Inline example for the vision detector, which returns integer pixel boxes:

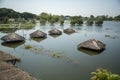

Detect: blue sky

[0,0,120,16]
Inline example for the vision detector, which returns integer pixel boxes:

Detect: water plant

[91,68,120,80]
[51,53,62,58]
[24,44,32,49]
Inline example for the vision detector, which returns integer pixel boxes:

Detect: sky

[0,0,120,16]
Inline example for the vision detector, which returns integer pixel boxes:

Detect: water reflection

[1,42,25,50]
[30,38,46,42]
[94,26,103,32]
[0,28,18,33]
[77,48,102,56]
[49,34,61,38]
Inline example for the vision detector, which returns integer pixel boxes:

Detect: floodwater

[0,21,120,80]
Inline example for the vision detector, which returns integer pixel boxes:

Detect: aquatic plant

[24,44,32,49]
[91,68,120,80]
[105,34,110,37]
[51,53,62,58]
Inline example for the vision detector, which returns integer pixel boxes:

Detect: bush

[95,19,103,26]
[91,68,120,80]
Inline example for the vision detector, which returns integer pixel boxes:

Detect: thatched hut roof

[49,29,62,35]
[0,61,37,80]
[63,28,75,34]
[1,33,25,43]
[30,30,47,38]
[0,51,20,62]
[78,39,105,51]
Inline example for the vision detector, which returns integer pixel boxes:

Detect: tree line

[0,8,120,26]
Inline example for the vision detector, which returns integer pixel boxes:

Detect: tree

[60,19,64,25]
[114,15,120,21]
[87,18,94,25]
[70,16,83,26]
[95,16,104,26]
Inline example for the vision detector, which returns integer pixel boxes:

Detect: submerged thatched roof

[49,29,62,35]
[63,28,75,34]
[0,51,20,62]
[1,33,25,43]
[30,30,47,38]
[0,61,37,80]
[78,39,105,51]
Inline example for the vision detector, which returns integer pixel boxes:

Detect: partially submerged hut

[49,29,62,35]
[1,33,25,43]
[0,61,37,80]
[0,51,20,64]
[30,30,47,38]
[78,39,105,51]
[63,28,75,34]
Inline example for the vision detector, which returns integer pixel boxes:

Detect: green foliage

[24,45,32,49]
[40,19,47,25]
[39,13,60,25]
[70,16,83,26]
[95,18,103,26]
[70,19,76,26]
[114,15,120,21]
[2,17,9,24]
[51,53,62,58]
[91,68,120,80]
[87,18,94,25]
[60,19,64,25]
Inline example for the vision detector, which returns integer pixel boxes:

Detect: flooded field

[0,21,120,80]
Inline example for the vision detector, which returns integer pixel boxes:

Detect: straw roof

[49,29,62,35]
[0,51,20,62]
[30,30,47,38]
[0,61,37,80]
[78,39,105,51]
[1,33,25,43]
[63,28,75,34]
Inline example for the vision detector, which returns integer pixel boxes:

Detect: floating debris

[105,34,120,39]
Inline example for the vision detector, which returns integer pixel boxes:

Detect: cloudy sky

[0,0,120,16]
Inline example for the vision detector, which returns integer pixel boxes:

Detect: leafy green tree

[2,16,9,24]
[70,19,76,26]
[95,16,104,26]
[114,15,120,21]
[87,18,94,25]
[40,19,47,25]
[60,19,64,25]
[70,16,83,26]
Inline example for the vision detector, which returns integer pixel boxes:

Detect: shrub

[91,68,120,80]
